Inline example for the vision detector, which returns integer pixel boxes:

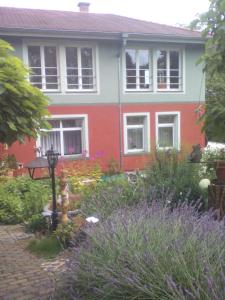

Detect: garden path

[0,225,57,300]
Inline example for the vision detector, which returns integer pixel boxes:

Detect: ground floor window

[123,113,150,154]
[156,112,180,149]
[38,115,89,157]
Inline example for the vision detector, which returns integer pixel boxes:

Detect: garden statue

[60,171,69,224]
[189,144,202,163]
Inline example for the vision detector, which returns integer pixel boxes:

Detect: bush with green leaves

[53,222,75,248]
[0,176,51,224]
[74,202,225,300]
[81,175,146,220]
[26,214,49,234]
[145,149,204,206]
[200,146,225,179]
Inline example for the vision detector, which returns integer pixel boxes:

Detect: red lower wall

[5,102,204,172]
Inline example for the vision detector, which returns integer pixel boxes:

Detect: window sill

[58,155,89,161]
[123,151,150,157]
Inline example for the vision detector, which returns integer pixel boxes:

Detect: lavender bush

[74,203,225,300]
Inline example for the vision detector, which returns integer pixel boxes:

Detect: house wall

[1,35,205,171]
[7,103,204,171]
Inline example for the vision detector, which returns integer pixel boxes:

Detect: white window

[125,49,151,90]
[124,113,150,154]
[38,116,89,157]
[65,47,95,91]
[27,46,59,91]
[156,112,180,149]
[156,50,181,91]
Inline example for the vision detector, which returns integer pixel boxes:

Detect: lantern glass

[46,146,59,168]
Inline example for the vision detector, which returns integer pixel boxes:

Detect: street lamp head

[46,145,60,168]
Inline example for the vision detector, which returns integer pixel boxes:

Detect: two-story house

[0,3,205,171]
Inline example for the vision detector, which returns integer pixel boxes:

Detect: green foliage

[145,150,204,206]
[27,236,62,259]
[53,222,75,248]
[81,176,146,220]
[200,73,225,141]
[0,176,51,224]
[200,146,225,179]
[106,157,121,175]
[0,187,23,224]
[26,214,49,234]
[0,39,50,145]
[191,1,225,141]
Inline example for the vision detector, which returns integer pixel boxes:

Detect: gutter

[0,27,206,44]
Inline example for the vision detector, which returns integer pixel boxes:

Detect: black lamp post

[46,145,60,231]
[25,146,60,231]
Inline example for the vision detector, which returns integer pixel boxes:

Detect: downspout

[117,33,128,171]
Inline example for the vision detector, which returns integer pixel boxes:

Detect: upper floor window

[39,116,89,157]
[28,46,59,91]
[66,47,95,91]
[157,50,181,91]
[125,49,151,90]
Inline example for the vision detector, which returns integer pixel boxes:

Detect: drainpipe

[117,33,128,171]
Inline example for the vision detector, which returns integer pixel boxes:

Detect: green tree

[0,39,50,145]
[191,0,225,142]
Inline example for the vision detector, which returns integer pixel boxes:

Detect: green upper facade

[0,6,205,106]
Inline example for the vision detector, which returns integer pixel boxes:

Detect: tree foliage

[191,0,225,141]
[0,39,50,145]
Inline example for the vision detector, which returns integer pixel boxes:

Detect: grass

[27,236,62,259]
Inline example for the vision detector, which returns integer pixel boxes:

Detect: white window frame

[26,44,60,92]
[123,112,150,154]
[64,46,97,92]
[37,114,89,158]
[23,40,99,94]
[124,48,152,92]
[156,49,182,92]
[155,112,180,150]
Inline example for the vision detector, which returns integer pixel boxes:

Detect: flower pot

[216,160,225,183]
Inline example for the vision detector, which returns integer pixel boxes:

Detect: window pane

[126,49,136,69]
[41,131,61,155]
[139,50,149,69]
[170,51,179,69]
[62,119,83,128]
[28,46,41,67]
[48,120,60,128]
[158,115,175,124]
[66,47,78,68]
[157,50,167,69]
[44,46,57,68]
[139,50,150,88]
[127,116,145,125]
[81,48,93,68]
[128,128,143,150]
[158,127,173,147]
[63,131,82,155]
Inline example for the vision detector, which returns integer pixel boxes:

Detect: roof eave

[0,27,206,44]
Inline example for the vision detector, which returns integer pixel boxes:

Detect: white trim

[36,114,89,158]
[155,111,180,150]
[123,46,185,94]
[123,112,150,154]
[23,39,99,95]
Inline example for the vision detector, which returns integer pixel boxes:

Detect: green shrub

[81,176,146,220]
[27,236,62,259]
[200,146,225,179]
[0,187,23,224]
[53,222,75,248]
[0,176,51,224]
[145,149,204,206]
[26,214,49,233]
[74,203,225,300]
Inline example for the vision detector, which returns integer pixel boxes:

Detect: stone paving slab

[0,225,56,300]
